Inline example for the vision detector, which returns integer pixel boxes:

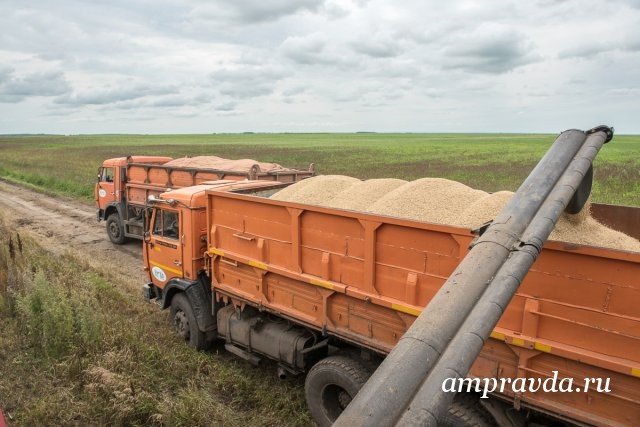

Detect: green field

[0,133,638,206]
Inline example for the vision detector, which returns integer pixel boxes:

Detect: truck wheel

[170,293,209,350]
[305,355,371,427]
[439,394,494,427]
[106,213,126,244]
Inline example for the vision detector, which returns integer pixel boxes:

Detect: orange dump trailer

[142,182,639,427]
[95,155,314,244]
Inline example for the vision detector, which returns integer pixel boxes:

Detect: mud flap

[184,279,217,335]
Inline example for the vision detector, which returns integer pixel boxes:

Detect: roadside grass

[0,133,638,206]
[0,220,311,426]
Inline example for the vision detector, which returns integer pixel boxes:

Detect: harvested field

[0,133,638,207]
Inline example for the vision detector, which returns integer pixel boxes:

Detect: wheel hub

[108,222,120,237]
[174,310,189,339]
[337,389,352,409]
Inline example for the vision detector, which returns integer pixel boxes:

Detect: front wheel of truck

[169,293,209,350]
[106,213,126,244]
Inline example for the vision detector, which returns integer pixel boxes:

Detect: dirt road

[0,179,147,292]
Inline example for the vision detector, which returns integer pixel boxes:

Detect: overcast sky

[1,0,639,134]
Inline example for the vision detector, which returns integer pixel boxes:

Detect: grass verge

[0,219,311,426]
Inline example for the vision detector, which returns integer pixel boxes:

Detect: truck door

[148,207,184,288]
[97,166,117,210]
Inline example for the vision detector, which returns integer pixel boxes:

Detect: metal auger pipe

[334,126,612,427]
[397,127,613,426]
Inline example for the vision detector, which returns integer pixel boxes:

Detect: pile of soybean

[165,156,289,173]
[270,175,640,252]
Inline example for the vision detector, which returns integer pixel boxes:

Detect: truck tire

[106,213,126,244]
[439,394,494,427]
[305,355,372,427]
[170,293,209,350]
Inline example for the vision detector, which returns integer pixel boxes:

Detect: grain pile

[270,175,640,252]
[367,178,488,224]
[457,191,515,227]
[456,190,640,252]
[269,176,317,201]
[324,178,407,211]
[165,156,288,172]
[551,214,640,251]
[270,175,360,205]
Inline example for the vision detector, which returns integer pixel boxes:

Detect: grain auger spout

[334,125,614,427]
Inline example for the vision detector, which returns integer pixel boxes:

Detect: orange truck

[95,155,314,243]
[141,179,639,427]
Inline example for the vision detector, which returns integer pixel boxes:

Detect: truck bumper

[142,282,156,302]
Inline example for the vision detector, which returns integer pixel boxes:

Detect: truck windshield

[152,209,179,240]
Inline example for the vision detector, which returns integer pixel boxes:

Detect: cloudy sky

[1,0,639,134]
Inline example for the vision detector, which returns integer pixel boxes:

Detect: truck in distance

[95,155,314,244]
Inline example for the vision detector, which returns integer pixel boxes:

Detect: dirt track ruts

[0,179,147,292]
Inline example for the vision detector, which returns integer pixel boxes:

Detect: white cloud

[0,69,71,102]
[54,83,177,106]
[0,0,639,133]
[189,0,326,24]
[441,25,540,73]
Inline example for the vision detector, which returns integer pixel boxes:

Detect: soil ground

[0,179,145,292]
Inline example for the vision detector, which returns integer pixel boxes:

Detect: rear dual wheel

[304,355,493,427]
[305,355,372,427]
[440,393,494,427]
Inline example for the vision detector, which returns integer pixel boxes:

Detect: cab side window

[153,210,163,235]
[101,167,114,182]
[152,209,179,240]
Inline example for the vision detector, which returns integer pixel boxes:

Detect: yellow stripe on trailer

[490,331,506,341]
[534,342,552,353]
[510,337,526,347]
[309,277,335,290]
[392,303,421,317]
[248,259,268,270]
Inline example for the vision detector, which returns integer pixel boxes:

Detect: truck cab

[142,180,288,315]
[96,156,173,242]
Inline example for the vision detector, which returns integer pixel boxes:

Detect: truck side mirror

[143,231,151,243]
